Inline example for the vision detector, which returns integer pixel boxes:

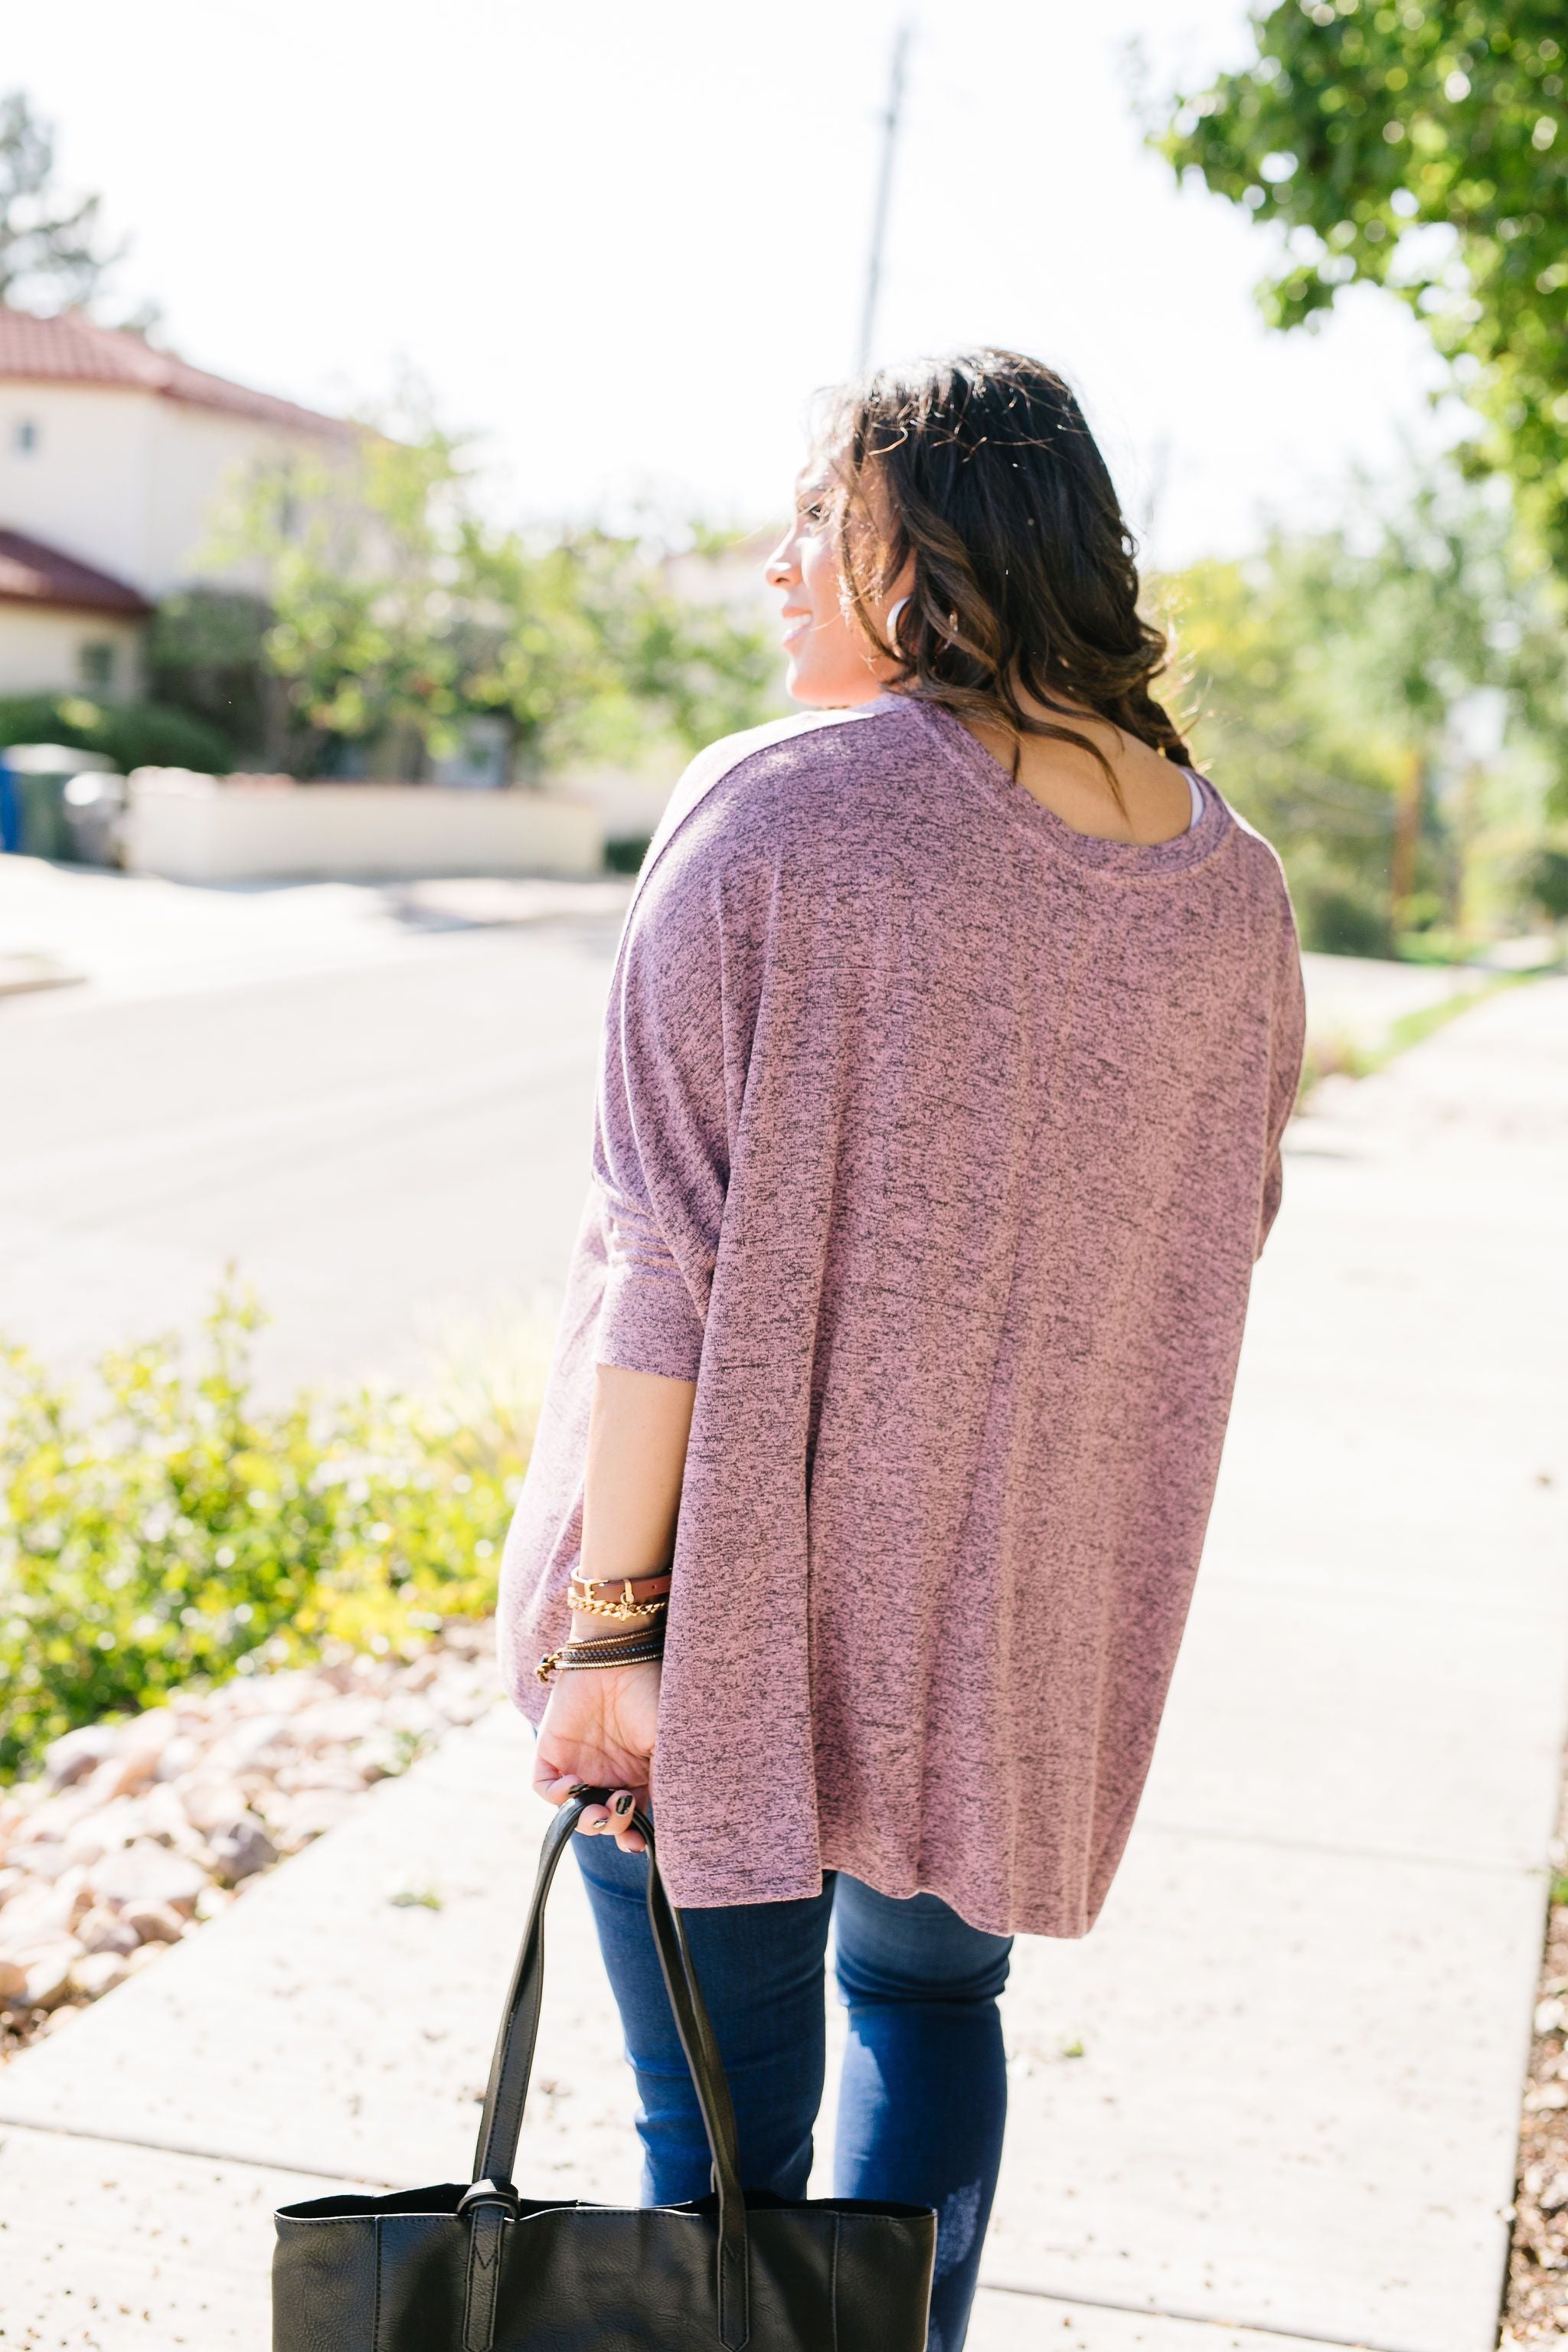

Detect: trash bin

[0,743,118,861]
[61,771,129,867]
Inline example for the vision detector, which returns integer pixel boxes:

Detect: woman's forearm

[530,1364,688,1851]
[574,1364,696,1628]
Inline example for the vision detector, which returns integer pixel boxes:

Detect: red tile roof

[0,528,151,616]
[0,307,353,437]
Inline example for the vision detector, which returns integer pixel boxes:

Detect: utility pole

[857,19,913,375]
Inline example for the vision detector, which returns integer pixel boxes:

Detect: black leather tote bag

[273,1789,936,2350]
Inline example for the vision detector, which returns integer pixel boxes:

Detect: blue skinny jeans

[573,1834,1013,2352]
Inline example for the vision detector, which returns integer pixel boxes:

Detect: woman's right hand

[533,1659,660,1854]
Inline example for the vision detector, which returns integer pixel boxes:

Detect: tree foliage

[222,423,778,780]
[1161,466,1568,950]
[0,87,122,315]
[146,590,273,763]
[1158,5,1568,566]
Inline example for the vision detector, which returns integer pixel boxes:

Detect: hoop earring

[886,595,911,652]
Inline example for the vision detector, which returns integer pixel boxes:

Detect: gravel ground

[1504,1776,1568,2345]
[0,1625,501,2060]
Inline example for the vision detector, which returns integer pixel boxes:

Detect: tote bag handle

[468,1790,750,2349]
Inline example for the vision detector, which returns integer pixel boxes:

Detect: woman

[500,348,1305,2351]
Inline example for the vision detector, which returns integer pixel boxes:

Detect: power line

[856,19,914,376]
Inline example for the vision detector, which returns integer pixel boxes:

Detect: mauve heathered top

[499,696,1305,1936]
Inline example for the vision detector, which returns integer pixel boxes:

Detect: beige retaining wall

[123,770,604,883]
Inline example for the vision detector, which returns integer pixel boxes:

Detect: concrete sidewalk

[3,978,1567,2351]
[0,852,632,1004]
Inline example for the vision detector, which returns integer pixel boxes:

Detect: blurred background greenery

[4,2,1568,962]
[1153,2,1568,956]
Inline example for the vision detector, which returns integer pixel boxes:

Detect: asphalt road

[0,916,622,1398]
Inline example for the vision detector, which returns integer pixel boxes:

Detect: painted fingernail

[612,1792,635,1816]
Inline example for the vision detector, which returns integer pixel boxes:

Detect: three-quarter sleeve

[591,864,737,1381]
[1256,900,1307,1257]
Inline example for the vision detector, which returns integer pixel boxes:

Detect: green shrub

[1294,874,1393,960]
[1530,846,1568,926]
[0,692,234,776]
[0,1285,535,1779]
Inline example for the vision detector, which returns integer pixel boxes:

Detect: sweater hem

[662,1836,1093,1942]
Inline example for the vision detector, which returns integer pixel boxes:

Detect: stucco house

[0,306,350,700]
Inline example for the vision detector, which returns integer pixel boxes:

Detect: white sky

[10,0,1462,569]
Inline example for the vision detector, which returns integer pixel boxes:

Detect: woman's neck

[959,694,1194,847]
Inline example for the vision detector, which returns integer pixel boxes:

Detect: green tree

[562,525,780,758]
[224,423,777,779]
[0,88,122,314]
[1161,465,1568,950]
[146,589,273,763]
[227,424,491,776]
[1156,7,1568,567]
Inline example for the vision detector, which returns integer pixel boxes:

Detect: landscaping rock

[263,1790,356,1844]
[273,1759,370,1795]
[152,1733,205,1784]
[207,1814,276,1885]
[292,1695,386,1748]
[88,1842,207,1916]
[18,1942,79,2011]
[178,1777,253,1836]
[0,1621,501,2059]
[60,1788,199,1867]
[8,1840,68,1883]
[41,1723,119,1790]
[74,1906,139,1957]
[120,1902,187,1946]
[207,1714,296,1772]
[0,1874,89,1955]
[68,1950,129,2000]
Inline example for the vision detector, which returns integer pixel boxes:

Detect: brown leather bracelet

[572,1566,672,1591]
[535,1628,666,1684]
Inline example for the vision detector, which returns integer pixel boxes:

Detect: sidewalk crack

[980,2275,1438,2352]
[0,2111,390,2190]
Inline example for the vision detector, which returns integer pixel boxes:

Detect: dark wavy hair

[815,348,1191,786]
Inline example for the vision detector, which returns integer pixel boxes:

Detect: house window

[78,641,116,691]
[13,419,38,456]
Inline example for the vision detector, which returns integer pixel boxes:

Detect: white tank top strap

[1185,769,1204,832]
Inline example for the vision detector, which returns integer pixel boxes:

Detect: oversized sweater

[499,695,1305,1936]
